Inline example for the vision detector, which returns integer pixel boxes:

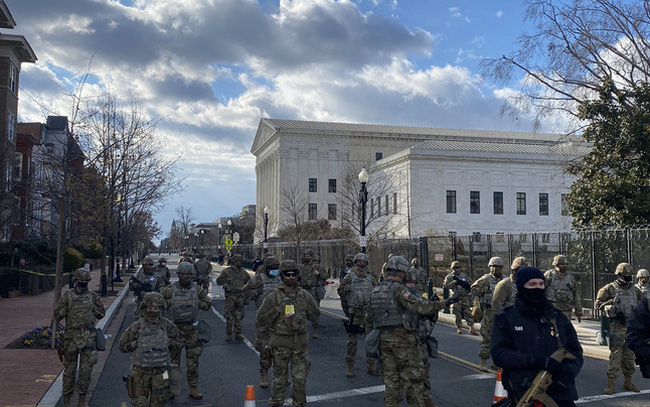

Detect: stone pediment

[250,118,277,154]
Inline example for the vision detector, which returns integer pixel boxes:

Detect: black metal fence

[229,227,650,315]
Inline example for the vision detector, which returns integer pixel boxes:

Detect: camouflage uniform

[155,259,170,285]
[544,255,582,322]
[471,257,505,369]
[492,257,528,314]
[130,258,166,314]
[54,269,106,407]
[442,261,475,334]
[256,260,320,407]
[340,254,355,317]
[119,293,184,407]
[635,269,650,299]
[298,250,328,338]
[595,263,643,394]
[337,257,378,377]
[216,254,251,340]
[194,255,213,290]
[160,262,211,398]
[366,256,449,407]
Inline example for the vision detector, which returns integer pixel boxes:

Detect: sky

[7,0,555,243]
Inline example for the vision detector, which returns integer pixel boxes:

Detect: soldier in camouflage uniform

[119,292,184,407]
[378,253,394,282]
[130,257,166,314]
[194,253,212,290]
[216,254,251,341]
[595,262,643,395]
[471,256,505,372]
[410,258,428,293]
[156,258,170,285]
[337,252,379,378]
[54,269,106,407]
[544,255,582,322]
[298,249,328,338]
[340,254,356,317]
[366,256,457,407]
[160,262,211,399]
[635,269,650,299]
[243,255,281,387]
[256,260,320,407]
[492,256,528,314]
[443,260,477,335]
[180,252,194,264]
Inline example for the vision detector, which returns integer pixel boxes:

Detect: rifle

[516,348,577,407]
[129,275,154,297]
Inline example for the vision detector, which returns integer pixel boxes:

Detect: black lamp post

[217,223,222,254]
[200,229,205,250]
[227,219,232,240]
[358,167,369,253]
[263,206,269,254]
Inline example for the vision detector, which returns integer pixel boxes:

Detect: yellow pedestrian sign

[225,238,234,250]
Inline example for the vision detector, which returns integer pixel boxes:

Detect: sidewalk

[0,268,126,407]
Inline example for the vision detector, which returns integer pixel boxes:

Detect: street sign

[225,238,234,250]
[359,236,367,247]
[435,253,444,261]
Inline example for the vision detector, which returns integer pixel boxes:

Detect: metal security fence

[229,227,650,315]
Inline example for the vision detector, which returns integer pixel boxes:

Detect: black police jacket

[627,297,650,360]
[491,297,583,402]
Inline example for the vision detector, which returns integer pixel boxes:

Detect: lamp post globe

[358,167,369,253]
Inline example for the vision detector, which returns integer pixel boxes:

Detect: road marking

[210,306,259,355]
[576,389,650,403]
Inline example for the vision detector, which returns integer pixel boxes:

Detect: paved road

[86,259,650,406]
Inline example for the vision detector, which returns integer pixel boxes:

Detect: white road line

[576,389,650,403]
[210,306,259,355]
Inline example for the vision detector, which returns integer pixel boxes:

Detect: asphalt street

[84,259,650,407]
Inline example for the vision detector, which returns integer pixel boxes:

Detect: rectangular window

[308,203,317,220]
[385,195,389,216]
[495,232,505,242]
[309,178,317,193]
[470,191,480,214]
[539,193,549,216]
[377,196,381,217]
[9,64,16,94]
[13,153,22,180]
[446,190,457,213]
[328,204,337,220]
[472,232,481,242]
[7,112,15,143]
[561,194,569,216]
[493,191,503,215]
[517,192,527,215]
[393,193,397,214]
[328,178,337,193]
[375,152,383,161]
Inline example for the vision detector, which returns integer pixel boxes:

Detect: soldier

[443,260,478,335]
[180,252,194,264]
[545,255,583,322]
[635,269,650,298]
[378,253,394,282]
[194,253,213,290]
[298,249,328,338]
[119,292,184,407]
[54,269,106,407]
[256,260,320,407]
[594,262,643,394]
[366,256,457,407]
[340,254,356,317]
[129,257,165,313]
[243,255,282,388]
[410,258,428,293]
[626,296,650,376]
[337,252,379,378]
[156,257,170,285]
[160,262,211,399]
[216,254,251,341]
[492,256,528,314]
[252,255,263,272]
[471,256,505,372]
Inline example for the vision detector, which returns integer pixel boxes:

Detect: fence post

[590,231,597,317]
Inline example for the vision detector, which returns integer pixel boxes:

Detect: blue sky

[8,0,551,243]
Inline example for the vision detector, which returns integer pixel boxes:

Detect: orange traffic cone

[493,370,507,403]
[244,385,256,407]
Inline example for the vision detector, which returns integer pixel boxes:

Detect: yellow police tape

[17,268,72,277]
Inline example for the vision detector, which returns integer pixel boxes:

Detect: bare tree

[175,205,194,241]
[278,184,321,258]
[482,0,650,130]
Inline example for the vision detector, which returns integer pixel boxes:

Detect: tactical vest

[271,290,309,336]
[299,264,318,288]
[370,282,404,329]
[133,319,170,368]
[260,273,281,303]
[66,291,94,330]
[479,274,500,307]
[504,280,517,309]
[347,272,374,309]
[546,270,575,303]
[168,283,198,323]
[225,267,249,292]
[607,283,639,321]
[637,283,650,299]
[447,272,470,296]
[195,260,211,275]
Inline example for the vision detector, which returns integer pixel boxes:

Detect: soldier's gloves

[445,296,460,307]
[457,280,471,291]
[544,357,563,375]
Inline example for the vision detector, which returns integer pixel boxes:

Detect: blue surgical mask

[269,269,279,277]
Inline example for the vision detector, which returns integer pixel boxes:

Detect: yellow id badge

[285,304,295,317]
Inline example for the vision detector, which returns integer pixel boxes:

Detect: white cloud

[496,10,503,18]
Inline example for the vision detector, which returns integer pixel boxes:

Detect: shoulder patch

[403,290,411,299]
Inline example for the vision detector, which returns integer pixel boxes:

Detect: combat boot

[225,333,232,342]
[478,358,488,372]
[468,325,479,336]
[77,393,87,407]
[456,327,463,334]
[189,386,203,399]
[604,376,616,395]
[346,365,355,378]
[312,327,319,339]
[63,394,72,407]
[367,361,381,376]
[423,399,438,407]
[260,370,269,388]
[235,333,244,341]
[623,376,640,392]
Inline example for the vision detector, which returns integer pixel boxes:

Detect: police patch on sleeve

[403,291,411,299]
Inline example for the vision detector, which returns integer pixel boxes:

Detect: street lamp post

[263,206,269,254]
[200,229,205,251]
[227,219,232,240]
[217,223,222,254]
[194,233,198,253]
[358,167,369,253]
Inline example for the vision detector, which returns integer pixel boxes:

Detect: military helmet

[304,249,314,257]
[177,262,195,275]
[279,260,299,274]
[615,262,632,276]
[353,253,369,264]
[73,268,91,282]
[158,257,167,263]
[637,269,650,279]
[552,255,568,266]
[384,255,410,275]
[405,269,418,283]
[344,254,355,262]
[263,255,280,270]
[488,257,504,267]
[263,252,274,259]
[450,260,461,269]
[142,257,155,266]
[411,258,419,266]
[231,254,243,262]
[141,292,165,308]
[511,257,528,270]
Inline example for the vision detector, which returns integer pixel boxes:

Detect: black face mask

[623,275,633,282]
[77,282,88,289]
[518,287,546,306]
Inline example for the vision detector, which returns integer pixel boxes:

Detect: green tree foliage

[63,247,84,272]
[566,80,650,228]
